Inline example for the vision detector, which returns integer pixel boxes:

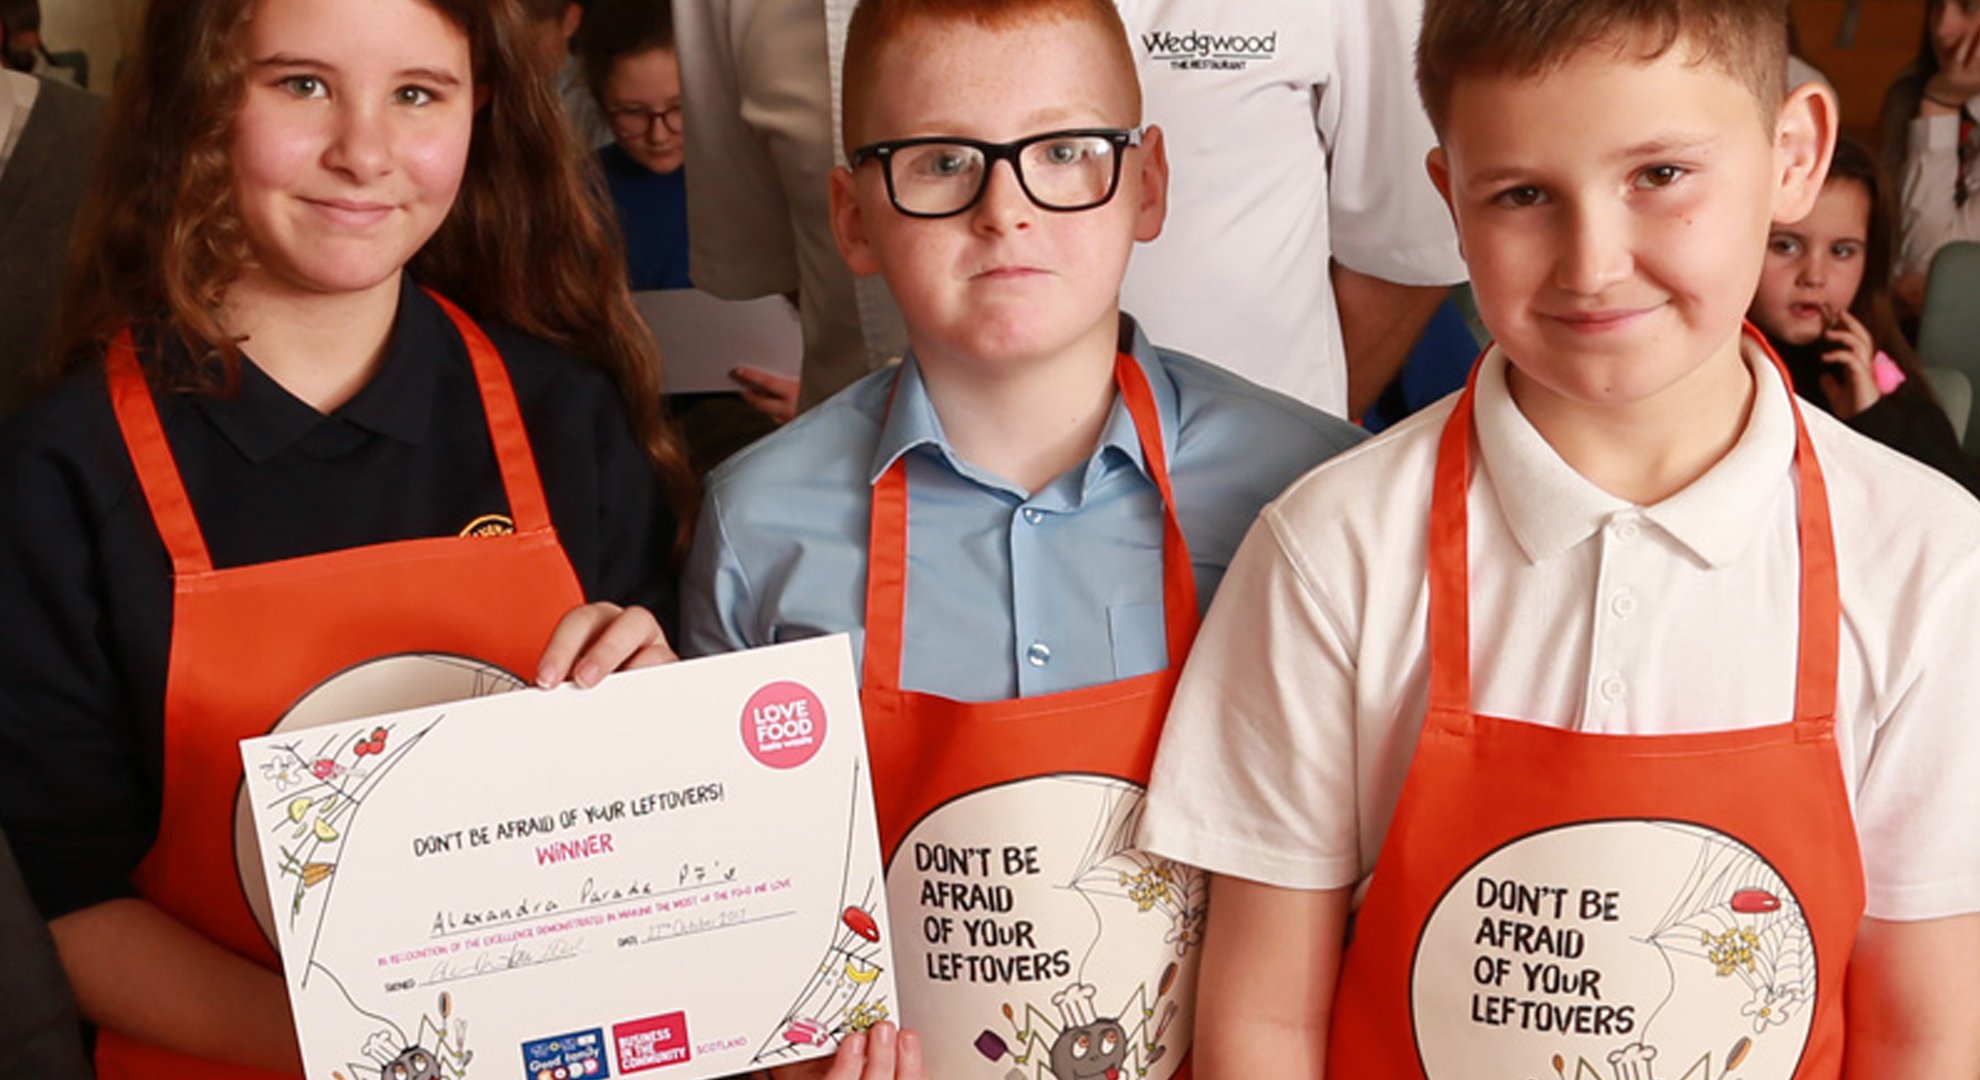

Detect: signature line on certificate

[420,938,585,987]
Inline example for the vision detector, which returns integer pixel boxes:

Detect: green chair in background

[1917,241,1980,452]
[41,48,87,89]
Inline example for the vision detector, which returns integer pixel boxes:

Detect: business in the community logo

[1139,29,1278,70]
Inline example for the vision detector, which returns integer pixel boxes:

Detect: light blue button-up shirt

[681,316,1365,701]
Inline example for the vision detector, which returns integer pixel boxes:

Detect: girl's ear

[1772,81,1838,225]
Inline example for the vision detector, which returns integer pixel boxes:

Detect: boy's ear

[1132,124,1170,243]
[1426,146,1454,211]
[1770,81,1838,224]
[1424,146,1465,258]
[828,165,882,276]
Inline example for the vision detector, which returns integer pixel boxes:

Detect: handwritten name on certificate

[237,636,895,1080]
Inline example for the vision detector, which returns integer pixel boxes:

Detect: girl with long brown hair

[0,0,692,1074]
[1748,135,1980,495]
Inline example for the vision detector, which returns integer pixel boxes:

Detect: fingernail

[534,666,557,689]
[872,1022,896,1048]
[575,661,601,688]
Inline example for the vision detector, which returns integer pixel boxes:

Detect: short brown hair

[578,0,674,105]
[839,0,1139,155]
[1416,0,1789,137]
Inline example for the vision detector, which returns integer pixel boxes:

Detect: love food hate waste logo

[740,681,826,770]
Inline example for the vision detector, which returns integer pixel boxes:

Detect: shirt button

[1613,521,1640,542]
[1021,508,1044,526]
[1026,641,1052,667]
[1599,675,1627,702]
[1610,591,1638,618]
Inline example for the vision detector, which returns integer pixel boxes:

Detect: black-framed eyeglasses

[849,128,1144,219]
[606,104,684,137]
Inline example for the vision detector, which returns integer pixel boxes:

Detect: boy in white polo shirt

[1138,0,1980,1075]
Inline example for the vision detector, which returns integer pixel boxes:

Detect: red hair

[839,0,1140,153]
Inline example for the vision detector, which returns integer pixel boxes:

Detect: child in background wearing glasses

[681,0,1360,1075]
[579,0,797,439]
[581,0,691,291]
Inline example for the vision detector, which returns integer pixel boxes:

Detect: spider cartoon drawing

[973,978,1186,1080]
[332,990,473,1080]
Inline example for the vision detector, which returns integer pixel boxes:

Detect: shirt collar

[1475,332,1797,568]
[866,313,1180,501]
[192,278,447,463]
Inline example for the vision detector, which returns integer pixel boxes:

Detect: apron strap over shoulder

[861,353,1199,693]
[423,289,556,535]
[1425,325,1840,728]
[106,331,214,576]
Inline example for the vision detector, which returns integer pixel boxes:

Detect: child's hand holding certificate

[237,636,895,1080]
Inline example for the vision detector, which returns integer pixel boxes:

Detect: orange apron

[866,354,1202,1080]
[96,291,585,1080]
[1327,334,1864,1079]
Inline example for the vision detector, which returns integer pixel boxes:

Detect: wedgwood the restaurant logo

[1139,29,1278,70]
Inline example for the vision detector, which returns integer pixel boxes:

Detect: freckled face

[1750,179,1870,345]
[829,16,1165,378]
[1431,40,1787,411]
[228,0,476,308]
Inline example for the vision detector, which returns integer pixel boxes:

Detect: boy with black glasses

[680,0,1360,1075]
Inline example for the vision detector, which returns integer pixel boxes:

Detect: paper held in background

[636,289,803,396]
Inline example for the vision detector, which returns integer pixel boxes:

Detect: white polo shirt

[1117,0,1466,414]
[1139,340,1980,922]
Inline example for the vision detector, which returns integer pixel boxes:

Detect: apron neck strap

[862,352,1200,693]
[421,288,555,534]
[1426,326,1840,725]
[107,330,213,575]
[105,292,558,576]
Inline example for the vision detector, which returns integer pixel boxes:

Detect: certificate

[238,636,895,1080]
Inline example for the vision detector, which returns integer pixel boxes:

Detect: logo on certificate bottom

[522,1027,610,1079]
[614,1012,692,1073]
[740,681,827,769]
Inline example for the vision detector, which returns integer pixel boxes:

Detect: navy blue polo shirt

[0,282,679,919]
